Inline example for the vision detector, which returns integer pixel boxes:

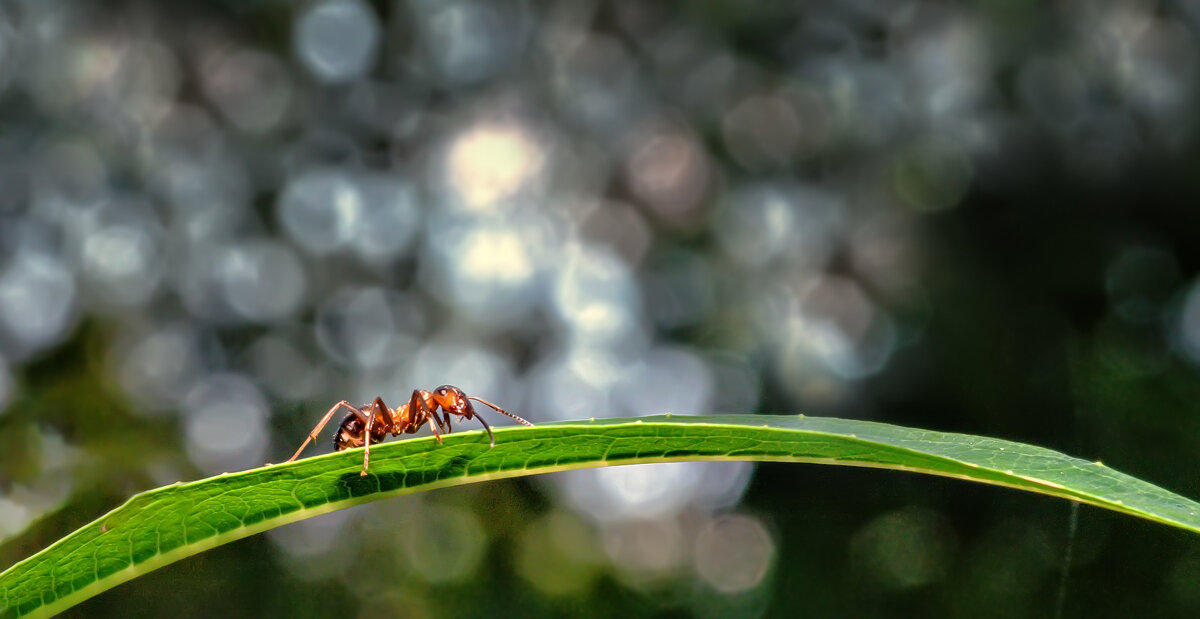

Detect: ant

[283,385,532,476]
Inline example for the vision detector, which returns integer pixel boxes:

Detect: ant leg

[360,398,397,476]
[427,416,444,442]
[409,390,445,443]
[467,396,534,427]
[285,401,365,463]
[360,409,376,476]
[373,397,397,426]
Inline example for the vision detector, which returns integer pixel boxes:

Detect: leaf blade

[3,414,1198,618]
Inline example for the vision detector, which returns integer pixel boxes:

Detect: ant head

[432,385,474,417]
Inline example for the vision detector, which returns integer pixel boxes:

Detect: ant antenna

[474,413,495,447]
[469,396,534,427]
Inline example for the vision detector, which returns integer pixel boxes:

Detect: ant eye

[437,388,447,395]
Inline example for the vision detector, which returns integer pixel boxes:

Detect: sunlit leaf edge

[3,414,1199,618]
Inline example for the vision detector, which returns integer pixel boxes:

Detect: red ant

[283,385,532,476]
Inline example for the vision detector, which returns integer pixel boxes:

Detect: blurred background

[2,0,1200,616]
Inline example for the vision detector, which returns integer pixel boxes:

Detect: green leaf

[3,414,1199,617]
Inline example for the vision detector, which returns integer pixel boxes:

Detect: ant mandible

[283,385,532,476]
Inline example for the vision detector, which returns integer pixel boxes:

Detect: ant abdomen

[333,411,386,451]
